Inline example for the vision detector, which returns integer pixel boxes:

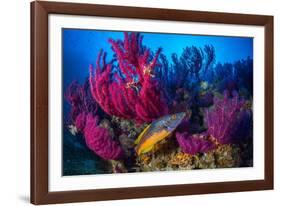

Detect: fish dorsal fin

[134,124,151,145]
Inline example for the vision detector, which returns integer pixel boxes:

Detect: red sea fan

[89,32,168,124]
[133,78,167,123]
[84,114,124,160]
[65,80,124,160]
[74,112,87,132]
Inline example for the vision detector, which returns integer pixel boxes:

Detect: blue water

[62,29,253,92]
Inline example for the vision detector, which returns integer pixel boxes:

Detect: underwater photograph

[63,29,253,176]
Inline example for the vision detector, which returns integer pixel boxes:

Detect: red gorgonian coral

[65,80,97,132]
[89,32,169,124]
[65,81,124,160]
[84,114,124,160]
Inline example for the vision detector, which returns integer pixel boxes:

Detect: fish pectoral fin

[134,124,151,145]
[140,144,154,154]
[155,130,171,141]
[136,130,171,155]
[166,132,173,138]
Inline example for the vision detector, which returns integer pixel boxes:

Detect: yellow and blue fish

[135,112,186,155]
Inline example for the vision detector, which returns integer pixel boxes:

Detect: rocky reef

[136,137,242,172]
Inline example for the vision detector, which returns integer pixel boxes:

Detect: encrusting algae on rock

[136,140,241,171]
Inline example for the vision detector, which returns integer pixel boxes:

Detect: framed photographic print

[30,1,274,204]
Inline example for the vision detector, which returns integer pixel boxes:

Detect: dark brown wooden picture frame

[31,0,274,204]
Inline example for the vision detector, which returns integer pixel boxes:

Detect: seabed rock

[136,136,244,172]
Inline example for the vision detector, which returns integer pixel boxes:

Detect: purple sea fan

[84,114,124,160]
[176,132,215,155]
[65,80,97,132]
[204,90,247,144]
[64,81,84,125]
[232,108,253,142]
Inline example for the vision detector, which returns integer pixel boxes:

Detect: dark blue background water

[63,29,253,94]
